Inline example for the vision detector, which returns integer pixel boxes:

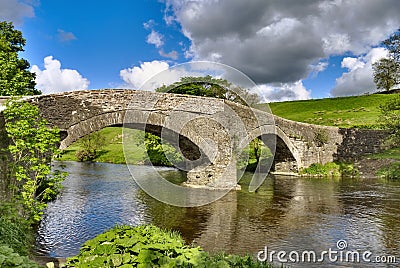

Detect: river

[35,161,400,267]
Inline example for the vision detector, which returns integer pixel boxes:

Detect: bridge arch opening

[58,110,211,172]
[241,126,301,175]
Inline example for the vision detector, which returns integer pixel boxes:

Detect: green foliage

[0,245,43,268]
[300,162,359,177]
[379,94,400,146]
[144,132,184,166]
[156,76,260,106]
[65,225,207,268]
[66,225,275,268]
[373,58,398,91]
[0,218,33,256]
[3,99,67,222]
[378,162,400,180]
[237,138,273,172]
[75,131,106,162]
[373,28,400,91]
[0,21,40,96]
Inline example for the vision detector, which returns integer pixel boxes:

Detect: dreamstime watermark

[257,240,397,265]
[122,61,276,207]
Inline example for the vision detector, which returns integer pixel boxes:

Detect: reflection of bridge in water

[0,90,387,189]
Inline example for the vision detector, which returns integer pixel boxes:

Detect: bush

[378,162,400,179]
[75,149,97,162]
[0,217,33,256]
[66,225,276,268]
[300,162,359,177]
[75,132,106,162]
[65,225,207,267]
[144,133,184,167]
[0,245,42,268]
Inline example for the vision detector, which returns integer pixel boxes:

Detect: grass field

[58,127,146,164]
[257,93,399,128]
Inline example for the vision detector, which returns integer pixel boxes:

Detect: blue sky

[2,0,400,101]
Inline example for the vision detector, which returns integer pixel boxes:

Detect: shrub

[76,132,106,162]
[65,225,207,267]
[0,245,42,268]
[378,162,400,179]
[75,149,97,162]
[0,217,33,256]
[66,225,276,268]
[300,162,359,177]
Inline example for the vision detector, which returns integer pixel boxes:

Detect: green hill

[258,93,398,128]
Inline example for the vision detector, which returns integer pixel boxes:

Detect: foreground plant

[65,225,206,267]
[66,225,275,268]
[3,99,67,222]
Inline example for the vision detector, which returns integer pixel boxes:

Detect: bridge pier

[185,160,239,189]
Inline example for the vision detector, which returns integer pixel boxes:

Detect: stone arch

[58,110,209,168]
[270,127,301,173]
[243,125,301,173]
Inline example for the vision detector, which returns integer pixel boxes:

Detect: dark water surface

[35,161,400,267]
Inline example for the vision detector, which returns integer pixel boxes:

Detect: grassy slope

[258,93,398,128]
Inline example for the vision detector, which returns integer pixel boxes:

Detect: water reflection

[36,162,400,267]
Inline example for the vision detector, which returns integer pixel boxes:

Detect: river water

[35,161,400,267]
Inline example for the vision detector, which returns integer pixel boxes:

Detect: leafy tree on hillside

[379,94,400,146]
[156,75,260,106]
[373,28,400,92]
[373,58,397,91]
[0,21,40,96]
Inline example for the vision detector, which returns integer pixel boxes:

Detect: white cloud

[146,30,164,48]
[143,19,156,30]
[120,61,170,90]
[330,47,389,96]
[57,29,77,42]
[159,49,179,60]
[256,81,311,102]
[0,0,35,25]
[310,61,328,77]
[31,56,90,94]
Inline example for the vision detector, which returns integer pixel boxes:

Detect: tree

[373,28,400,91]
[379,94,400,146]
[0,21,40,96]
[3,99,66,222]
[156,75,260,106]
[144,132,183,166]
[75,131,106,162]
[373,58,397,91]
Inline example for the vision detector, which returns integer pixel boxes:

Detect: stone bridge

[0,90,387,189]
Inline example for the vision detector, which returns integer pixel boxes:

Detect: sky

[1,0,400,102]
